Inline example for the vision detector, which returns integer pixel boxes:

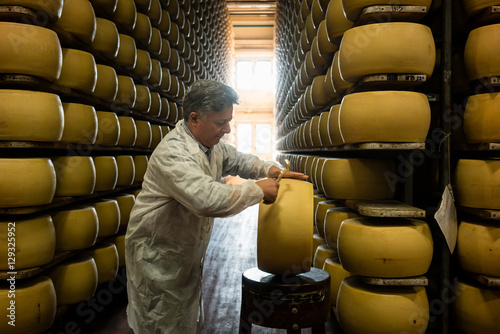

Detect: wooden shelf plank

[358,5,429,26]
[279,142,426,153]
[345,200,426,218]
[0,140,156,152]
[362,275,428,286]
[467,272,500,288]
[457,206,500,220]
[0,251,73,280]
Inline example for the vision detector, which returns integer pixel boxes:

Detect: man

[125,80,307,333]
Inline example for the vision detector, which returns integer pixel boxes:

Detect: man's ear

[189,112,200,125]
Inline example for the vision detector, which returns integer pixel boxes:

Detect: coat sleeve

[220,141,278,179]
[147,138,265,218]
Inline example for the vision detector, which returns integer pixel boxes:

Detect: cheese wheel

[52,205,98,250]
[325,0,354,45]
[111,234,126,267]
[56,48,97,93]
[52,156,96,196]
[315,200,344,238]
[133,49,152,80]
[92,18,119,58]
[463,0,500,17]
[0,90,64,142]
[313,233,326,256]
[93,156,118,191]
[321,158,396,200]
[92,0,118,14]
[318,111,333,147]
[0,22,62,81]
[93,64,118,102]
[148,59,163,87]
[115,34,137,70]
[0,215,55,270]
[61,103,98,144]
[133,155,149,182]
[337,276,429,334]
[453,279,500,334]
[46,255,98,305]
[135,120,152,147]
[338,217,433,277]
[117,116,137,146]
[112,193,136,228]
[339,91,431,144]
[147,0,162,25]
[313,244,337,269]
[56,0,96,44]
[111,0,137,31]
[134,84,152,113]
[159,97,170,119]
[322,257,352,306]
[93,199,120,237]
[311,74,334,109]
[149,92,162,117]
[324,207,359,249]
[132,12,152,45]
[0,158,56,207]
[454,159,500,210]
[464,92,500,143]
[150,124,163,148]
[339,22,436,83]
[465,24,500,81]
[327,104,343,146]
[116,155,135,186]
[0,0,64,19]
[148,27,162,55]
[0,276,56,334]
[158,10,171,36]
[116,75,137,108]
[84,242,119,283]
[258,179,314,274]
[317,19,339,58]
[331,51,352,93]
[341,0,433,21]
[96,111,120,146]
[135,0,151,12]
[457,219,500,277]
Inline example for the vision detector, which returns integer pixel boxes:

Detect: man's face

[190,107,233,147]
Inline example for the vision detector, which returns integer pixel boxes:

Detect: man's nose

[223,122,231,134]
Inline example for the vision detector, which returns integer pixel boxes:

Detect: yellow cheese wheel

[147,0,162,25]
[112,193,136,228]
[341,0,433,21]
[339,91,431,144]
[453,279,500,334]
[463,0,500,16]
[161,125,171,137]
[0,22,62,81]
[148,59,163,87]
[337,276,429,334]
[158,9,171,35]
[92,18,119,58]
[92,0,118,14]
[115,34,137,70]
[313,244,337,269]
[93,199,120,237]
[93,156,118,191]
[132,13,152,45]
[324,207,359,249]
[258,179,314,274]
[116,75,137,108]
[96,111,120,146]
[321,158,396,200]
[149,91,162,117]
[135,120,152,148]
[331,51,353,93]
[464,92,500,143]
[315,200,344,238]
[0,215,55,270]
[318,111,333,147]
[61,102,98,144]
[0,276,56,334]
[339,22,436,83]
[159,97,170,119]
[465,24,500,81]
[317,19,339,58]
[52,156,96,196]
[84,242,119,283]
[93,64,118,102]
[150,124,163,148]
[52,205,98,251]
[0,158,56,207]
[327,104,343,146]
[313,233,326,256]
[338,217,433,277]
[0,90,64,142]
[56,0,96,43]
[322,257,352,306]
[111,0,137,30]
[135,0,151,12]
[454,159,500,210]
[133,155,149,182]
[116,155,135,186]
[0,0,63,19]
[117,116,137,146]
[56,48,97,93]
[134,84,152,113]
[46,255,98,305]
[133,49,152,80]
[111,234,126,267]
[325,0,354,44]
[457,219,500,277]
[148,27,162,55]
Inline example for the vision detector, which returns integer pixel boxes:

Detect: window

[255,124,271,153]
[236,59,273,90]
[237,123,252,153]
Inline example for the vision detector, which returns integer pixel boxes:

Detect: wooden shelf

[357,5,429,25]
[279,142,426,153]
[466,272,500,288]
[345,199,426,218]
[457,206,500,220]
[362,275,428,286]
[0,251,74,280]
[462,143,500,151]
[0,140,155,153]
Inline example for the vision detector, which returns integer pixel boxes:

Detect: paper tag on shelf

[434,184,458,253]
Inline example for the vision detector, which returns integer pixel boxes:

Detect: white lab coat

[125,120,275,334]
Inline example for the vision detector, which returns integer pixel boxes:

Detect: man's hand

[256,178,280,204]
[269,166,308,180]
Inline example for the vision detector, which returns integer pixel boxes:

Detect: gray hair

[182,80,239,122]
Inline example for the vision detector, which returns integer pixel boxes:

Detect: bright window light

[237,123,252,153]
[255,124,271,153]
[236,59,273,90]
[255,60,272,90]
[236,60,253,89]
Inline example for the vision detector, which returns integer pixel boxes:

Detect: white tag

[434,184,458,253]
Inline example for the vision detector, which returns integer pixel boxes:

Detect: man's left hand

[269,166,308,180]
